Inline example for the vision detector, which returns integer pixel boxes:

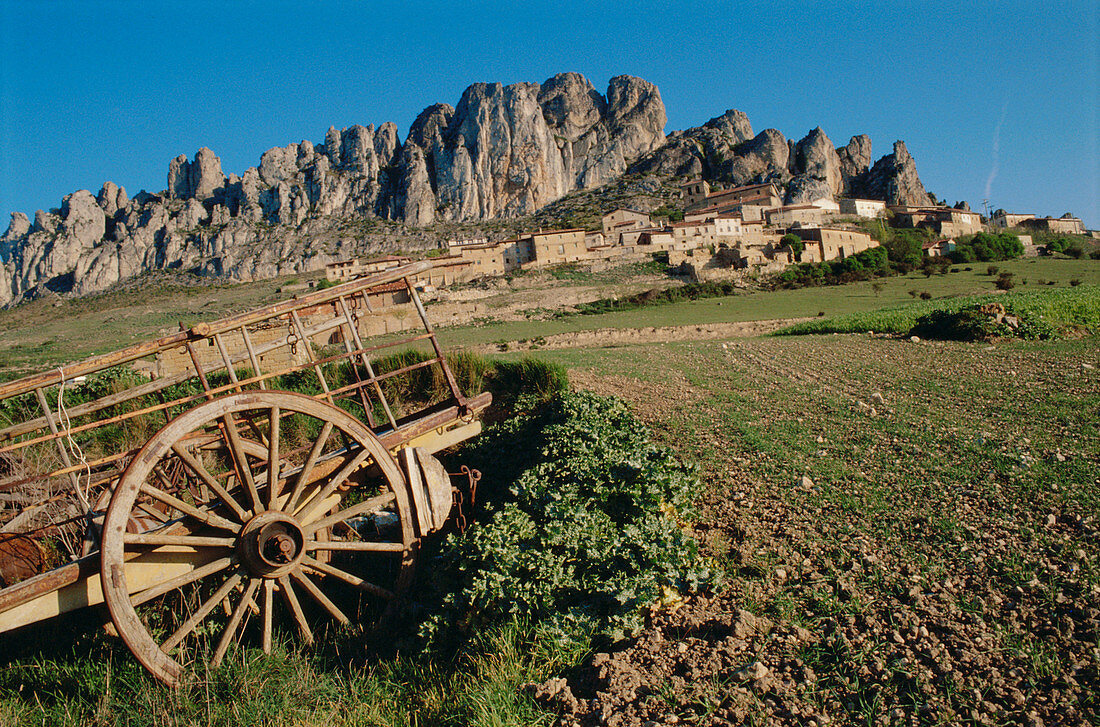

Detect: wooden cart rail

[0,260,483,549]
[0,260,432,401]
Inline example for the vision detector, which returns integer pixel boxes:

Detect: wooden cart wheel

[100,391,416,686]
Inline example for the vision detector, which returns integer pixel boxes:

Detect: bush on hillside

[908,302,1054,342]
[773,246,888,288]
[780,233,804,256]
[949,232,1023,264]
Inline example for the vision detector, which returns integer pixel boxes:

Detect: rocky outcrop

[837,135,872,193]
[1,72,939,306]
[850,141,934,207]
[399,73,666,224]
[629,108,755,179]
[721,128,790,186]
[785,127,842,203]
[168,148,225,201]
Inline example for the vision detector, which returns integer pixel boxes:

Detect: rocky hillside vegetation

[0,72,936,306]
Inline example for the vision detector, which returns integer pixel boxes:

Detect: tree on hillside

[781,233,804,256]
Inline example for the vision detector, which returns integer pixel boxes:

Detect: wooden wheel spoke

[290,570,350,625]
[296,448,372,524]
[262,579,275,654]
[170,444,250,521]
[100,391,416,687]
[301,555,395,601]
[276,575,313,645]
[123,533,237,548]
[286,422,332,512]
[305,492,396,534]
[132,556,234,607]
[211,578,261,668]
[222,415,262,512]
[161,572,243,653]
[266,407,281,510]
[139,484,239,533]
[306,540,405,553]
[136,502,170,523]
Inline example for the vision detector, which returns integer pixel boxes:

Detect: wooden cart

[0,261,490,685]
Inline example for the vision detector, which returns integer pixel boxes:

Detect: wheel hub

[239,511,306,578]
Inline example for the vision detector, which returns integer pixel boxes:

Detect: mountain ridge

[0,72,935,306]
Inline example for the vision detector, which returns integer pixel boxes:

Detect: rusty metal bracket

[449,466,480,534]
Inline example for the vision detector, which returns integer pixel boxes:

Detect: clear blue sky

[1,0,1097,228]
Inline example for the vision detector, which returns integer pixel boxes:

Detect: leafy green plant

[780,233,804,256]
[424,392,717,646]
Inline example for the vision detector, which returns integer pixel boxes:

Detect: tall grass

[0,616,584,726]
[775,284,1100,337]
[370,349,568,421]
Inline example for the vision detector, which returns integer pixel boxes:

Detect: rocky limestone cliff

[1,73,936,306]
[849,141,935,207]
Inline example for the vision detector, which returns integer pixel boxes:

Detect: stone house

[838,198,887,218]
[680,179,781,211]
[891,206,983,237]
[990,211,1035,229]
[670,219,716,250]
[1022,215,1086,235]
[325,254,412,282]
[452,241,507,276]
[921,238,956,258]
[524,228,588,267]
[766,204,827,228]
[679,178,712,208]
[584,231,605,248]
[790,227,878,262]
[636,229,676,250]
[601,209,652,238]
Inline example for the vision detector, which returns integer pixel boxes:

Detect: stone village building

[328,170,1097,293]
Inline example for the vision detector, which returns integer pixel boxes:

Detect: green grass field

[436,257,1100,348]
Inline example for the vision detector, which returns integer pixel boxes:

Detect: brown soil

[530,338,1100,727]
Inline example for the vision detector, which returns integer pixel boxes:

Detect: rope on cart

[56,367,92,515]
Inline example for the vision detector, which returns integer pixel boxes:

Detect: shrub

[423,392,717,646]
[908,290,919,298]
[780,233,804,256]
[1090,250,1100,260]
[951,232,1023,263]
[1066,245,1086,259]
[1070,279,1082,287]
[995,272,1016,291]
[920,291,932,300]
[908,303,1055,342]
[986,265,1000,276]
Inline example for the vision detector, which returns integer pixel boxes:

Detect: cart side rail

[0,260,433,402]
